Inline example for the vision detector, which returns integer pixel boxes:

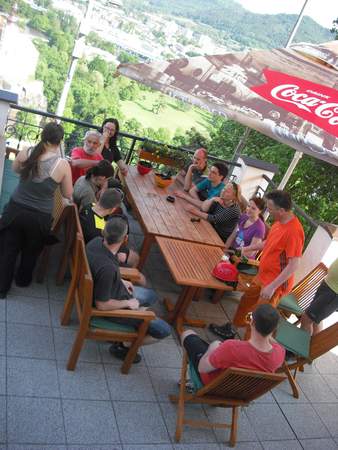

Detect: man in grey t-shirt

[176,148,208,192]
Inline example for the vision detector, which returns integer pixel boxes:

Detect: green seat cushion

[90,317,136,333]
[188,360,204,391]
[278,293,304,315]
[275,318,311,359]
[237,263,258,276]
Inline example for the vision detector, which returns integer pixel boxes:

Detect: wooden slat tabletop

[156,236,233,291]
[123,166,224,247]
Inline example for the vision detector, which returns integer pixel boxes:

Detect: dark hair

[212,162,228,180]
[252,304,280,336]
[249,196,267,221]
[20,122,64,180]
[100,118,119,149]
[103,215,128,245]
[98,188,122,210]
[265,190,292,211]
[85,160,114,180]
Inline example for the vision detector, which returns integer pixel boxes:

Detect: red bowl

[137,162,152,175]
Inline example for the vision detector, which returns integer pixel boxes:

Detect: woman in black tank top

[0,122,72,298]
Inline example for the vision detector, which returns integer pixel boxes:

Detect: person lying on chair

[181,304,285,385]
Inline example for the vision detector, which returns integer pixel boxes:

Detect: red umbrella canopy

[118,41,338,166]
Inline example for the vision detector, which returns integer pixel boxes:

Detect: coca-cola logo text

[251,69,338,137]
[270,84,338,125]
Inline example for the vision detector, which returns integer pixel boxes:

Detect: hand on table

[120,166,128,177]
[185,204,199,215]
[174,190,187,199]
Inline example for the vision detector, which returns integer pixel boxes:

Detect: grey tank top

[11,153,61,215]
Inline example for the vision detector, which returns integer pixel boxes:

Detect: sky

[236,0,337,29]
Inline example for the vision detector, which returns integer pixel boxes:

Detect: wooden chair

[36,188,70,283]
[277,263,328,319]
[61,234,156,373]
[169,351,286,446]
[276,320,338,398]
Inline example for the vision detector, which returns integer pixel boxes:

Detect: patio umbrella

[117,41,338,167]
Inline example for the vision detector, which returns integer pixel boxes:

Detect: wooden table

[156,237,233,334]
[122,166,224,269]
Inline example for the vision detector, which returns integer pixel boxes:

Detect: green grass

[119,90,212,137]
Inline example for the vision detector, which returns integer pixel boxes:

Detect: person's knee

[134,286,158,306]
[181,329,197,345]
[148,319,171,339]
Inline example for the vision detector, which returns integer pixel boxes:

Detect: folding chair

[276,319,338,398]
[169,351,286,446]
[277,263,328,319]
[61,234,156,373]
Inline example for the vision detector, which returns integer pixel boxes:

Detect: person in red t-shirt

[210,190,304,338]
[182,304,285,385]
[70,130,103,183]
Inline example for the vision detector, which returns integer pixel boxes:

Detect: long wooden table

[122,166,224,269]
[156,237,233,334]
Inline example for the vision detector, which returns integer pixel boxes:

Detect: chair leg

[60,282,76,326]
[282,361,299,399]
[229,406,238,447]
[121,321,150,374]
[66,327,87,371]
[174,351,188,442]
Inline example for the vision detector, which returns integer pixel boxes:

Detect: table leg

[168,286,207,334]
[137,233,153,270]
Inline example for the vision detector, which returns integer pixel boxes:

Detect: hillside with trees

[125,0,332,49]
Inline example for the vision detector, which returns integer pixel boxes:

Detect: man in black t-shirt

[86,217,171,362]
[79,188,142,276]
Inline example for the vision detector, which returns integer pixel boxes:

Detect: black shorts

[183,334,209,373]
[305,281,338,324]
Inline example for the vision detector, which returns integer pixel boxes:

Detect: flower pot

[154,172,173,188]
[137,160,152,175]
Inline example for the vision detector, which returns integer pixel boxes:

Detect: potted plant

[137,159,153,175]
[138,140,190,169]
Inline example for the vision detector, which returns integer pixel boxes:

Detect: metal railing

[5,104,242,169]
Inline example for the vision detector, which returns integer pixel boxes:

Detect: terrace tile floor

[0,211,338,449]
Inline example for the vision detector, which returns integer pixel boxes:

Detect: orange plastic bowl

[154,173,173,188]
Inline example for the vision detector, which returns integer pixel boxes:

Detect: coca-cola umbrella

[117,41,338,167]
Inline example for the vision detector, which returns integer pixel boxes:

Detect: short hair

[103,216,128,245]
[265,190,292,211]
[212,162,228,180]
[84,130,102,142]
[85,160,115,179]
[195,147,207,159]
[98,188,122,210]
[252,304,280,337]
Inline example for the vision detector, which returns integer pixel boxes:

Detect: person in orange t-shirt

[211,190,304,336]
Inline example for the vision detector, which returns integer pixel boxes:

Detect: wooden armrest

[92,308,156,320]
[120,267,142,282]
[231,255,260,267]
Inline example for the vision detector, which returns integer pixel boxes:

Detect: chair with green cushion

[61,234,156,374]
[276,319,338,398]
[278,263,328,318]
[170,350,286,447]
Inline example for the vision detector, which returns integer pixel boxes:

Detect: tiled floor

[0,212,338,450]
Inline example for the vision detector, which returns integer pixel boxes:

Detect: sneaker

[109,343,142,364]
[178,380,195,394]
[208,322,237,340]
